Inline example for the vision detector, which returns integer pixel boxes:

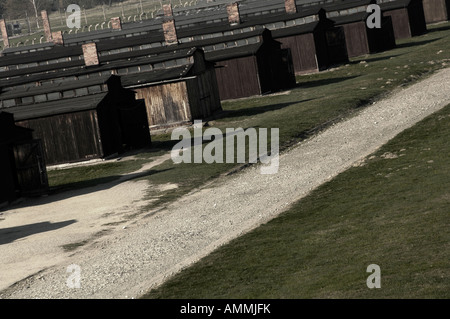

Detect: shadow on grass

[395,37,442,49]
[213,98,319,121]
[426,23,450,34]
[296,76,360,88]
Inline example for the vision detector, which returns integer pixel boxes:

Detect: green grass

[142,102,450,299]
[47,158,149,192]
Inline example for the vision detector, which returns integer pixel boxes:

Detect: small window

[128,66,140,74]
[286,20,296,27]
[139,64,151,72]
[247,37,259,44]
[236,39,247,46]
[226,41,237,48]
[164,60,177,67]
[214,43,225,50]
[328,11,339,18]
[304,16,315,24]
[47,92,60,101]
[34,94,47,103]
[75,87,88,96]
[21,96,34,105]
[88,85,102,94]
[295,18,306,25]
[63,90,75,98]
[3,99,16,107]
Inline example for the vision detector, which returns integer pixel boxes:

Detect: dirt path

[1,68,450,299]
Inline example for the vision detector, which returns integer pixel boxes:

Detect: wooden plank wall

[186,70,222,120]
[342,22,370,58]
[383,8,412,40]
[17,110,104,165]
[134,81,192,127]
[422,0,450,24]
[277,33,319,75]
[214,56,261,100]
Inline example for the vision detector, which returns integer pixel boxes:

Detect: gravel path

[1,68,450,299]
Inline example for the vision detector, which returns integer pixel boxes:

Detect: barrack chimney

[41,10,52,42]
[227,3,241,25]
[285,0,297,14]
[110,17,122,30]
[82,42,100,66]
[0,19,9,49]
[52,31,64,45]
[162,19,178,45]
[163,4,173,16]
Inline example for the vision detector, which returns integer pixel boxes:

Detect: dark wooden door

[13,139,49,197]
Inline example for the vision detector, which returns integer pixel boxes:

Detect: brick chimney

[227,3,240,25]
[52,31,64,45]
[0,19,9,49]
[163,4,173,17]
[285,0,297,14]
[82,43,100,66]
[110,17,122,30]
[162,19,178,45]
[41,10,52,42]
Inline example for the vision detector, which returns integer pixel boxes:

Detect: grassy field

[143,101,450,299]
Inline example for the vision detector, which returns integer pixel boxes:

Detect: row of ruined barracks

[318,0,396,58]
[219,3,349,75]
[377,0,427,40]
[155,15,297,100]
[159,1,347,75]
[0,42,221,164]
[0,112,49,205]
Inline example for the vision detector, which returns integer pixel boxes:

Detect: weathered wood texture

[135,81,192,127]
[18,110,104,165]
[342,22,370,58]
[278,33,319,74]
[382,1,427,40]
[341,18,395,58]
[214,56,262,100]
[422,0,450,23]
